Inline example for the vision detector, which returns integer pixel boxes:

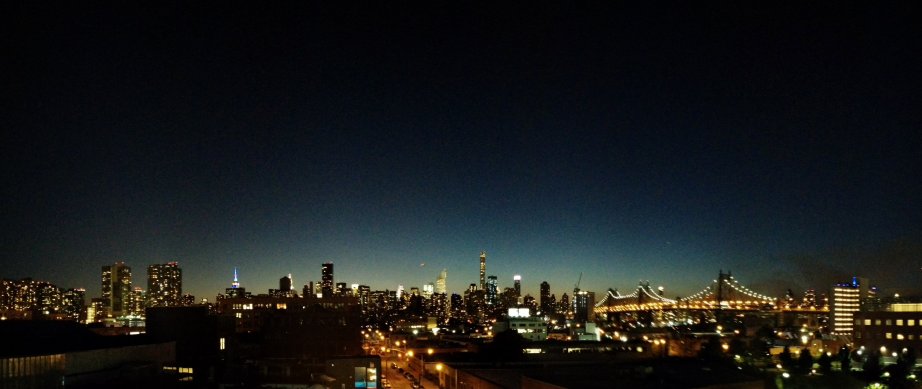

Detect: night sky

[4,3,921,301]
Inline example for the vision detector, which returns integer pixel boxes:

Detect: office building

[101,262,132,317]
[513,275,522,297]
[479,251,486,291]
[486,275,498,306]
[225,268,248,298]
[280,274,292,293]
[540,281,552,315]
[436,269,447,294]
[321,262,334,298]
[831,277,869,335]
[574,291,595,323]
[148,262,182,307]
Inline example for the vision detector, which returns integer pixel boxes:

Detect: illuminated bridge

[595,270,828,317]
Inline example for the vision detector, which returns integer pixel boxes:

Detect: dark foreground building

[0,320,174,388]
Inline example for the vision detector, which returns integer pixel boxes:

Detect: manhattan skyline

[3,3,921,301]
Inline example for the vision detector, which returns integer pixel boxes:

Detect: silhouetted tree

[779,346,794,368]
[838,346,851,372]
[888,348,918,389]
[817,351,832,374]
[797,348,813,373]
[863,351,882,383]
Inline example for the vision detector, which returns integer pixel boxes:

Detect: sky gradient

[3,3,921,301]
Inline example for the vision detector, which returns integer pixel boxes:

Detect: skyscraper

[436,269,447,294]
[574,290,595,323]
[513,275,521,297]
[486,275,498,306]
[831,276,869,335]
[280,274,292,293]
[101,262,132,318]
[321,262,334,298]
[147,262,182,307]
[226,267,247,298]
[540,281,551,314]
[479,251,486,291]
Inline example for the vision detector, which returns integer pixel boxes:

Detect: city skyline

[4,4,921,303]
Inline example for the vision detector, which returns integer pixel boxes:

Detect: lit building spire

[479,251,487,291]
[232,267,240,289]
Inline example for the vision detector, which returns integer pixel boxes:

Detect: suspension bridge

[594,270,828,315]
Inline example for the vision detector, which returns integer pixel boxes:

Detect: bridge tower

[715,270,733,321]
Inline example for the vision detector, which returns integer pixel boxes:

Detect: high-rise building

[436,269,447,294]
[479,251,486,291]
[486,276,498,306]
[513,275,522,297]
[422,283,434,299]
[280,274,292,293]
[101,262,132,317]
[573,290,595,323]
[226,268,248,298]
[129,287,146,316]
[358,285,371,313]
[62,288,86,322]
[147,262,182,307]
[321,262,334,298]
[831,277,869,335]
[540,281,552,314]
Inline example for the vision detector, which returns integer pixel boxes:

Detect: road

[380,353,440,389]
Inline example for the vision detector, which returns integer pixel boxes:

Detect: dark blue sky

[3,3,921,301]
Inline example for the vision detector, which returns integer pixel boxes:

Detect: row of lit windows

[510,322,541,327]
[860,318,919,326]
[0,354,64,378]
[856,332,920,341]
[162,366,194,374]
[231,303,289,310]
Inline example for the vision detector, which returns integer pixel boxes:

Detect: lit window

[876,319,882,325]
[864,319,872,325]
[897,334,905,340]
[897,320,904,326]
[886,333,892,339]
[219,337,225,350]
[909,320,916,326]
[235,313,242,319]
[886,320,892,326]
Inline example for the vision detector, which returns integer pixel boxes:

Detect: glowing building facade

[147,262,182,307]
[831,277,868,335]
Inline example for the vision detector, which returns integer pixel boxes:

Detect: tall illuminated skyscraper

[513,275,521,297]
[436,269,447,294]
[321,262,334,298]
[101,262,132,317]
[147,262,182,307]
[486,275,498,306]
[226,267,247,298]
[479,251,486,290]
[831,276,869,335]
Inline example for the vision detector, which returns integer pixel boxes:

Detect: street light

[436,363,443,389]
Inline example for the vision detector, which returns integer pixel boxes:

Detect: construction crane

[574,272,582,294]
